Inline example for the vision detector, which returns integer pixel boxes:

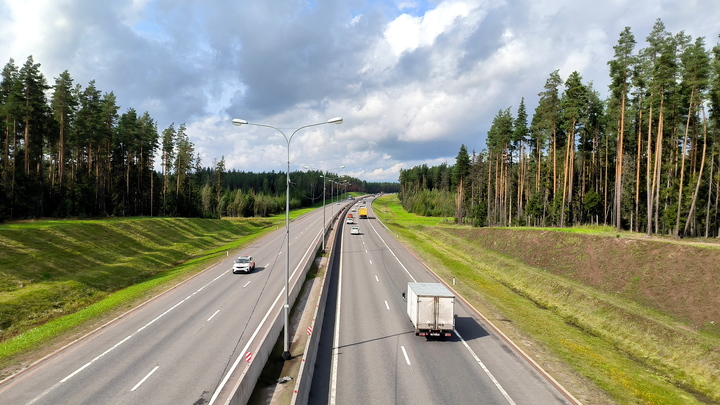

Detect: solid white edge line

[208,309,220,322]
[401,346,411,365]
[131,366,159,392]
[367,219,416,283]
[329,229,345,405]
[454,328,516,405]
[209,222,322,405]
[23,209,327,405]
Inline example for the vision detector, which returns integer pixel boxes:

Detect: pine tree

[453,144,470,224]
[18,56,50,177]
[680,37,712,236]
[51,70,77,191]
[608,27,636,231]
[559,71,587,227]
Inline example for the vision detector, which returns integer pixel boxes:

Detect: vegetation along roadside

[0,215,288,377]
[373,194,720,405]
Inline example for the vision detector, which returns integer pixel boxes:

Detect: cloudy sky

[1,0,718,182]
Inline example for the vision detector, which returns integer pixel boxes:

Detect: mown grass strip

[0,217,274,369]
[373,195,715,405]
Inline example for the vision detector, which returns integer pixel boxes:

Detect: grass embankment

[373,194,720,405]
[0,216,284,370]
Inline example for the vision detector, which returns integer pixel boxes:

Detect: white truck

[405,282,455,337]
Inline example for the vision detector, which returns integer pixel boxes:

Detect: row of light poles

[316,167,344,253]
[231,116,342,361]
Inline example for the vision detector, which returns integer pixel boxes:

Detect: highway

[309,197,574,404]
[0,203,347,405]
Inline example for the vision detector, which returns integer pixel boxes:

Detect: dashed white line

[131,366,159,391]
[375,276,379,282]
[384,300,390,310]
[369,259,373,265]
[401,346,411,365]
[207,309,220,321]
[243,281,252,288]
[26,270,229,405]
[455,329,516,405]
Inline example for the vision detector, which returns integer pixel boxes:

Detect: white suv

[233,255,255,274]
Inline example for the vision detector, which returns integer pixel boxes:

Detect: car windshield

[236,258,250,263]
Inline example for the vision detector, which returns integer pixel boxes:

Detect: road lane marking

[131,366,159,391]
[27,271,230,405]
[207,310,220,321]
[384,300,389,310]
[243,281,252,288]
[455,329,516,405]
[369,260,373,265]
[329,230,346,405]
[210,228,321,405]
[375,276,379,282]
[401,346,411,365]
[367,222,416,283]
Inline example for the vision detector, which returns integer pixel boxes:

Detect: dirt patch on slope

[447,228,720,332]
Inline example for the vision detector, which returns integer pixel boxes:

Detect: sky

[1,0,719,182]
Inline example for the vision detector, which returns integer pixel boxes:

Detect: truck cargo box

[406,282,455,337]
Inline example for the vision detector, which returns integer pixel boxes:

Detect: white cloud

[384,2,475,56]
[2,0,719,182]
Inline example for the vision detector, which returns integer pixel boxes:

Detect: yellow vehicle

[358,206,367,219]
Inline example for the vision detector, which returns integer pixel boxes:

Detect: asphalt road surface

[0,203,348,405]
[309,197,574,405]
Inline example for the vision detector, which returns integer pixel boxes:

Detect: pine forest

[0,56,394,221]
[400,20,720,238]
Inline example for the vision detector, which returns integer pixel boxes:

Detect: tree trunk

[24,114,30,176]
[675,89,694,236]
[59,113,65,190]
[684,104,708,237]
[646,105,654,235]
[653,104,665,233]
[705,152,715,238]
[3,116,9,185]
[560,127,573,227]
[635,104,643,233]
[456,177,463,225]
[603,132,609,225]
[616,93,625,232]
[553,128,557,196]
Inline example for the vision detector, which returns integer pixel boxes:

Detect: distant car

[347,217,354,224]
[350,227,360,235]
[351,207,356,212]
[233,255,255,274]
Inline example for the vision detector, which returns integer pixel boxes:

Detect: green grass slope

[0,217,274,356]
[373,194,720,405]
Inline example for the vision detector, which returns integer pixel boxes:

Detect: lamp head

[327,117,343,124]
[232,118,248,126]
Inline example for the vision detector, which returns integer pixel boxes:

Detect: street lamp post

[318,167,343,253]
[232,116,342,360]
